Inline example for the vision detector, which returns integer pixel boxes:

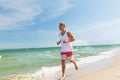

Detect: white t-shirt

[59,31,73,52]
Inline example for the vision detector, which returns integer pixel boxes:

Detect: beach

[78,51,120,80]
[0,45,120,80]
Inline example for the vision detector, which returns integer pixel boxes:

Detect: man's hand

[57,41,60,45]
[63,40,69,43]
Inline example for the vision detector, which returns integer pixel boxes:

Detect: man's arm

[67,31,75,42]
[57,40,61,45]
[63,31,75,43]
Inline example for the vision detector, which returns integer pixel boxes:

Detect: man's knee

[70,59,73,62]
[62,60,66,64]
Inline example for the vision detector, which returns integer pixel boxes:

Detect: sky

[0,0,120,49]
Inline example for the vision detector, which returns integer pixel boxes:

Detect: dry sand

[78,53,120,80]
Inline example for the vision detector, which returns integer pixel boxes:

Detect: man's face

[59,25,65,31]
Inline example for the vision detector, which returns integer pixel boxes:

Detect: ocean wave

[0,55,2,59]
[44,51,52,53]
[1,49,119,80]
[73,49,79,51]
[31,49,119,80]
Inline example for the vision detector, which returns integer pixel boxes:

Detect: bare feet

[75,64,78,70]
[61,76,66,80]
[70,59,78,70]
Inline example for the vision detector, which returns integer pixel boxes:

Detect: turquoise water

[0,44,120,78]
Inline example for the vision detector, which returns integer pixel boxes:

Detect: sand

[78,53,120,80]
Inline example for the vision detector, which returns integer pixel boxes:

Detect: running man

[57,22,78,80]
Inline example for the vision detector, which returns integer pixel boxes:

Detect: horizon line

[0,43,120,50]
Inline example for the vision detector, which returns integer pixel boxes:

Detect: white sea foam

[1,49,120,80]
[73,49,79,52]
[0,55,2,58]
[21,49,120,80]
[45,51,52,53]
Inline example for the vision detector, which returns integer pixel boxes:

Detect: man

[57,22,78,80]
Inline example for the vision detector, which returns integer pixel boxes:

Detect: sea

[0,44,120,80]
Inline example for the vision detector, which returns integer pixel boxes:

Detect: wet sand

[78,53,120,80]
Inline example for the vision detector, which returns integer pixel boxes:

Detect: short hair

[59,22,66,27]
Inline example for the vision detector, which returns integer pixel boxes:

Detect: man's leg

[61,60,66,80]
[70,59,78,70]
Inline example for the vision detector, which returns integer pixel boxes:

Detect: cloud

[0,42,55,49]
[94,25,120,42]
[0,0,42,30]
[37,30,47,33]
[39,0,72,21]
[83,19,120,38]
[86,19,120,30]
[69,19,120,45]
[0,0,72,30]
[72,19,120,34]
[37,30,58,34]
[0,43,25,49]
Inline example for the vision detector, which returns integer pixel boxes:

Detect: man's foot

[61,76,66,80]
[70,59,78,70]
[75,65,78,70]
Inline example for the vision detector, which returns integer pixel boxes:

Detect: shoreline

[78,50,120,80]
[67,49,118,80]
[0,49,119,80]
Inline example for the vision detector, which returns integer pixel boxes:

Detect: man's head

[59,22,66,31]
